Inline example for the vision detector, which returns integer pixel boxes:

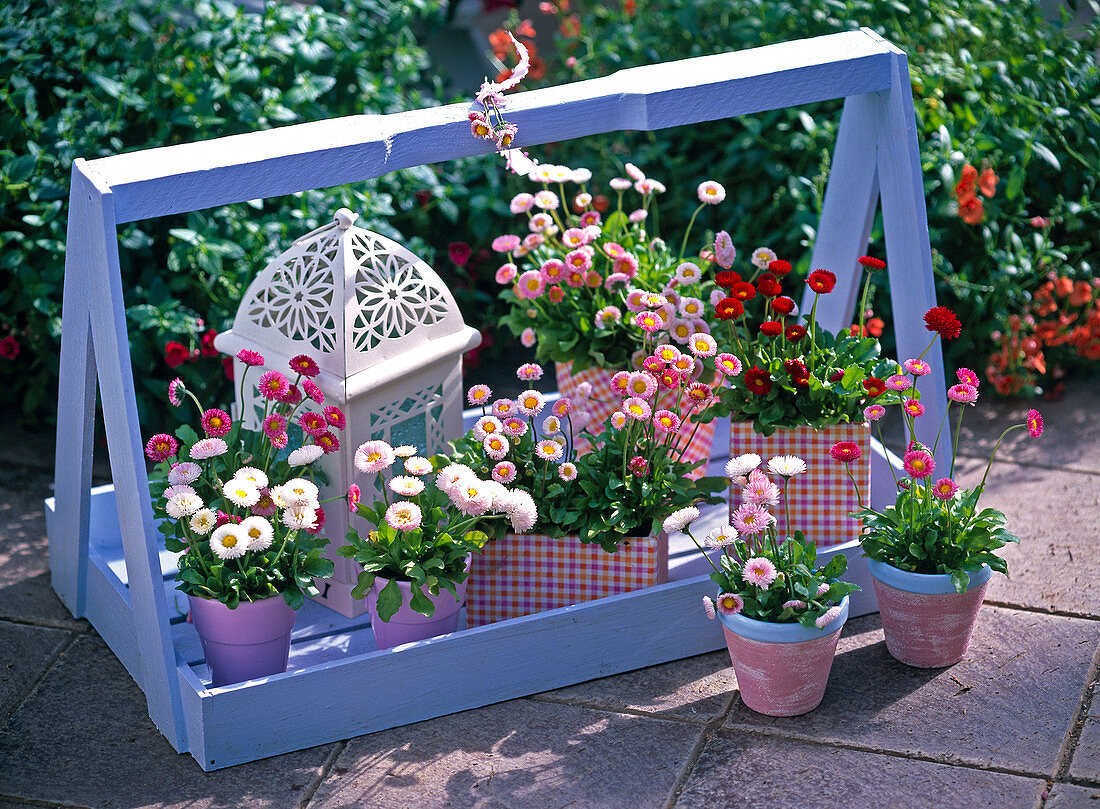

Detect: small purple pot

[187,594,297,687]
[719,596,849,717]
[366,574,468,650]
[868,559,991,668]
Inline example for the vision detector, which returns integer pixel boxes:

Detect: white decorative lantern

[214,208,481,617]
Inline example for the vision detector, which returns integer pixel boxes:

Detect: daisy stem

[915,333,939,362]
[685,528,722,575]
[977,424,1024,493]
[269,528,293,571]
[875,422,900,489]
[950,403,965,479]
[808,293,821,374]
[184,388,205,419]
[931,395,950,457]
[673,416,703,464]
[844,464,865,510]
[679,203,706,261]
[237,365,251,426]
[783,475,794,537]
[857,273,873,337]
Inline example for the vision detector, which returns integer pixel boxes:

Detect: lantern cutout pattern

[214,208,482,618]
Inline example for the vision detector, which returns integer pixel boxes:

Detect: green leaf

[950,569,969,594]
[350,570,376,600]
[376,578,403,622]
[408,584,435,617]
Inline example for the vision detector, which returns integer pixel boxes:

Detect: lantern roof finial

[334,208,358,229]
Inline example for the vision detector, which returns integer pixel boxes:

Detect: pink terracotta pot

[187,594,297,687]
[868,559,992,668]
[366,571,468,650]
[719,596,849,717]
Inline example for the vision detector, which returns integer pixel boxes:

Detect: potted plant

[145,351,339,686]
[671,453,860,716]
[445,359,726,625]
[338,439,537,648]
[705,253,903,547]
[490,156,731,472]
[832,313,1045,667]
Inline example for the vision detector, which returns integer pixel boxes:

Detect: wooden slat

[802,92,882,328]
[180,574,724,769]
[49,164,104,616]
[873,46,950,468]
[83,30,893,224]
[84,553,140,685]
[79,161,187,749]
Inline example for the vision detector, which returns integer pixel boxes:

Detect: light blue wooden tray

[47,28,946,770]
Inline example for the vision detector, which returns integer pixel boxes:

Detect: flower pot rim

[718,595,849,643]
[728,420,871,434]
[866,558,992,595]
[187,592,290,609]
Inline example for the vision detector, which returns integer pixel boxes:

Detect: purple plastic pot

[719,596,849,717]
[187,594,297,687]
[366,573,468,650]
[868,559,992,668]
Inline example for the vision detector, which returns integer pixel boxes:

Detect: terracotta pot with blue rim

[867,559,992,669]
[719,595,849,717]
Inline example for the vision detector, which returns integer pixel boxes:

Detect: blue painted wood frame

[49,28,945,768]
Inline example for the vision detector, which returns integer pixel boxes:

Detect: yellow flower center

[222,535,238,548]
[367,452,381,463]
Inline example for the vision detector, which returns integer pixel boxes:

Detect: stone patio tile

[534,650,736,722]
[954,458,1100,616]
[310,698,703,809]
[1046,783,1100,808]
[1069,715,1100,783]
[953,379,1099,474]
[675,731,1044,809]
[0,621,69,721]
[0,634,336,808]
[724,607,1100,775]
[0,466,89,631]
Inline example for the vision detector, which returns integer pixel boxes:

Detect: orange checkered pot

[555,361,716,479]
[728,422,870,549]
[465,532,669,626]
